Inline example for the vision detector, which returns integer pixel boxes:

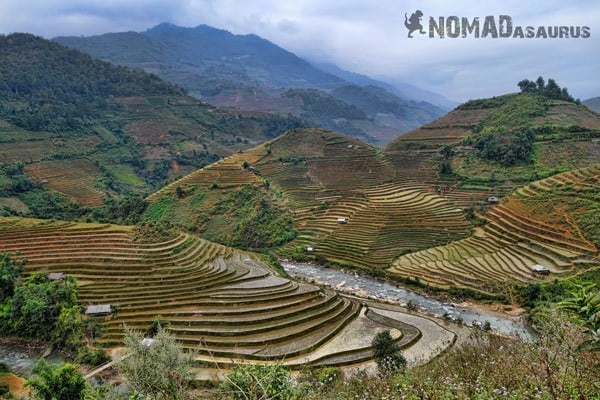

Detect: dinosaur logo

[404,10,426,38]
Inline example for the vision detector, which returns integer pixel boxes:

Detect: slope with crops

[385,87,600,209]
[147,128,472,270]
[389,164,600,294]
[0,33,305,216]
[0,217,454,368]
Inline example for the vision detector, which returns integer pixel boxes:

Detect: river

[281,261,534,339]
[0,343,63,376]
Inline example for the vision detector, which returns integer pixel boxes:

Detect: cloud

[0,0,598,101]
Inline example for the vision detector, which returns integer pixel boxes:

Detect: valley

[0,21,598,400]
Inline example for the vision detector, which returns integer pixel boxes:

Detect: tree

[0,252,25,302]
[371,330,407,373]
[10,273,79,340]
[560,284,600,353]
[517,76,576,102]
[535,76,546,91]
[26,359,86,400]
[117,328,195,400]
[53,305,84,350]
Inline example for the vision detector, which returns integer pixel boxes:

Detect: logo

[404,10,426,38]
[404,12,591,39]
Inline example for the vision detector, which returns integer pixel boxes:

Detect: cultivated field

[0,217,454,369]
[389,165,600,294]
[150,129,473,270]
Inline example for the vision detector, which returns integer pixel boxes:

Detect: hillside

[54,24,446,144]
[390,164,600,294]
[385,92,600,208]
[315,62,458,109]
[0,216,454,370]
[583,96,600,112]
[0,33,305,216]
[146,128,472,270]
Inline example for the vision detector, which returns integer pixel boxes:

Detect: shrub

[0,381,9,396]
[76,347,109,367]
[219,364,293,400]
[26,360,86,400]
[371,330,407,373]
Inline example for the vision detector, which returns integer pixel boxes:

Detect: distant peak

[145,22,184,34]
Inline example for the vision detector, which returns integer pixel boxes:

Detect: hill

[0,216,454,370]
[146,128,472,271]
[385,92,600,207]
[54,24,446,144]
[144,92,600,296]
[0,33,305,217]
[583,97,600,112]
[390,164,600,294]
[315,62,458,109]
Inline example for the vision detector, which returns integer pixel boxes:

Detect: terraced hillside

[148,129,472,270]
[0,34,305,216]
[0,217,453,368]
[389,165,600,294]
[385,93,600,208]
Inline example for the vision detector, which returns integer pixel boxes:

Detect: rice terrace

[0,18,599,400]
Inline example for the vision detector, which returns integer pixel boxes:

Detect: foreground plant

[117,328,195,400]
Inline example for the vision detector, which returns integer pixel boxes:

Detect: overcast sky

[0,0,598,102]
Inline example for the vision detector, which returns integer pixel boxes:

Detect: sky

[0,0,598,102]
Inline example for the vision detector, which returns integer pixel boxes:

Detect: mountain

[315,62,459,109]
[0,33,305,217]
[56,23,345,91]
[54,23,446,144]
[583,97,600,112]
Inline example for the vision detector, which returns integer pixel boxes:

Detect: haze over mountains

[584,97,600,113]
[55,23,450,145]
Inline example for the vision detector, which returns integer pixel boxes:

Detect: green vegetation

[0,33,183,133]
[475,127,535,166]
[0,33,310,220]
[0,254,84,350]
[9,273,81,345]
[26,360,86,400]
[518,76,577,103]
[219,364,293,400]
[208,185,296,249]
[210,311,598,399]
[371,330,406,373]
[0,252,25,302]
[117,328,195,400]
[282,89,369,139]
[560,284,600,354]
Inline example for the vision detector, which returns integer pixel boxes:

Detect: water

[0,344,64,376]
[281,261,534,339]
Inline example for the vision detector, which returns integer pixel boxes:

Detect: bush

[26,359,86,400]
[0,363,9,374]
[219,364,293,400]
[0,381,9,396]
[371,330,407,373]
[76,347,109,367]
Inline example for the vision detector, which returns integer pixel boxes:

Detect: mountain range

[54,23,450,145]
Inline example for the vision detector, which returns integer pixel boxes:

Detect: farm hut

[306,247,314,252]
[487,196,500,204]
[85,304,112,316]
[48,272,65,281]
[531,264,550,275]
[337,217,348,224]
